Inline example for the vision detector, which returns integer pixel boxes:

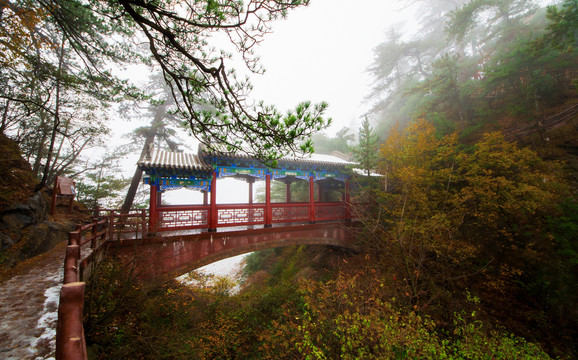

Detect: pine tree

[352,117,379,176]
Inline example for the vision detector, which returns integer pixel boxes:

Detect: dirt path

[0,241,66,360]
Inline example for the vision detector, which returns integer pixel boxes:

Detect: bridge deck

[93,221,359,282]
[115,219,348,240]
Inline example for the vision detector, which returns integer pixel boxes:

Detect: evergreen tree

[538,0,578,52]
[75,152,128,208]
[0,0,143,189]
[352,117,379,176]
[1,0,330,174]
[311,127,354,155]
[120,74,186,213]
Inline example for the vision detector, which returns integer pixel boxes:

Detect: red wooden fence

[55,209,145,360]
[55,203,351,359]
[155,201,348,231]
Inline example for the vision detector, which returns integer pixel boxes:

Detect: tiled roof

[138,148,212,172]
[200,145,356,168]
[279,153,356,167]
[352,168,382,177]
[139,145,357,171]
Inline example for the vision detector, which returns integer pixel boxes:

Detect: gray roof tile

[138,148,212,171]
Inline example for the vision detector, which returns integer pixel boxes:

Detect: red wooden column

[203,191,208,206]
[55,282,86,360]
[309,175,316,223]
[209,171,218,232]
[344,179,351,220]
[318,183,323,202]
[265,174,272,228]
[248,178,254,224]
[286,181,291,203]
[149,184,158,233]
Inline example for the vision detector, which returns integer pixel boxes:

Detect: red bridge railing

[55,209,146,360]
[155,201,349,231]
[55,202,351,359]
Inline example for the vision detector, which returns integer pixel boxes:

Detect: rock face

[0,191,72,268]
[0,133,73,268]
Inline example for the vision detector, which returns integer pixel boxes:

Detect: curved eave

[201,150,356,170]
[277,158,354,170]
[138,149,213,172]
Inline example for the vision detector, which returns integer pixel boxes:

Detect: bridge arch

[100,222,358,282]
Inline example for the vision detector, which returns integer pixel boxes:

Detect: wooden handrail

[56,205,353,359]
[56,209,146,360]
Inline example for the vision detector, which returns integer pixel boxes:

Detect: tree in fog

[352,117,379,176]
[1,0,330,186]
[368,0,576,134]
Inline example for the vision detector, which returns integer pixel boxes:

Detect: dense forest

[1,0,577,359]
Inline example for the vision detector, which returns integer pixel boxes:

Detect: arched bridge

[57,205,360,357]
[97,221,357,281]
[56,147,364,359]
[57,211,358,359]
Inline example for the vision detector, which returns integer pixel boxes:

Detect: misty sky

[250,0,413,134]
[114,1,413,150]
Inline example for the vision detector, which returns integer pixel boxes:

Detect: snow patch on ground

[0,244,65,360]
[31,272,62,360]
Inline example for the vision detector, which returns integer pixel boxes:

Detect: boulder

[19,221,70,259]
[0,191,73,267]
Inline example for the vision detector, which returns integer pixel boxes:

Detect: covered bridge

[138,146,357,233]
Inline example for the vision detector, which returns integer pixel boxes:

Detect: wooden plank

[57,177,76,196]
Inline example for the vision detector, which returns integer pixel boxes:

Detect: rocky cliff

[0,134,73,269]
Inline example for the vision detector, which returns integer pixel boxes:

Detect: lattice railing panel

[315,204,347,220]
[159,208,209,229]
[217,207,264,226]
[272,205,309,223]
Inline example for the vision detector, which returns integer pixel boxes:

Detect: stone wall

[0,191,73,268]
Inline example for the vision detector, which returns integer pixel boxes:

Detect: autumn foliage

[84,120,576,358]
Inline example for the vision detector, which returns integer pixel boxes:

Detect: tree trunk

[0,99,9,133]
[31,112,48,176]
[120,98,173,213]
[37,37,66,190]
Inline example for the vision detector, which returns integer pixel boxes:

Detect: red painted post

[265,174,272,227]
[157,188,162,208]
[286,181,291,203]
[309,176,316,224]
[203,191,208,206]
[248,179,254,224]
[64,245,80,284]
[345,179,351,220]
[209,171,217,232]
[68,231,80,246]
[149,184,158,233]
[55,282,87,360]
